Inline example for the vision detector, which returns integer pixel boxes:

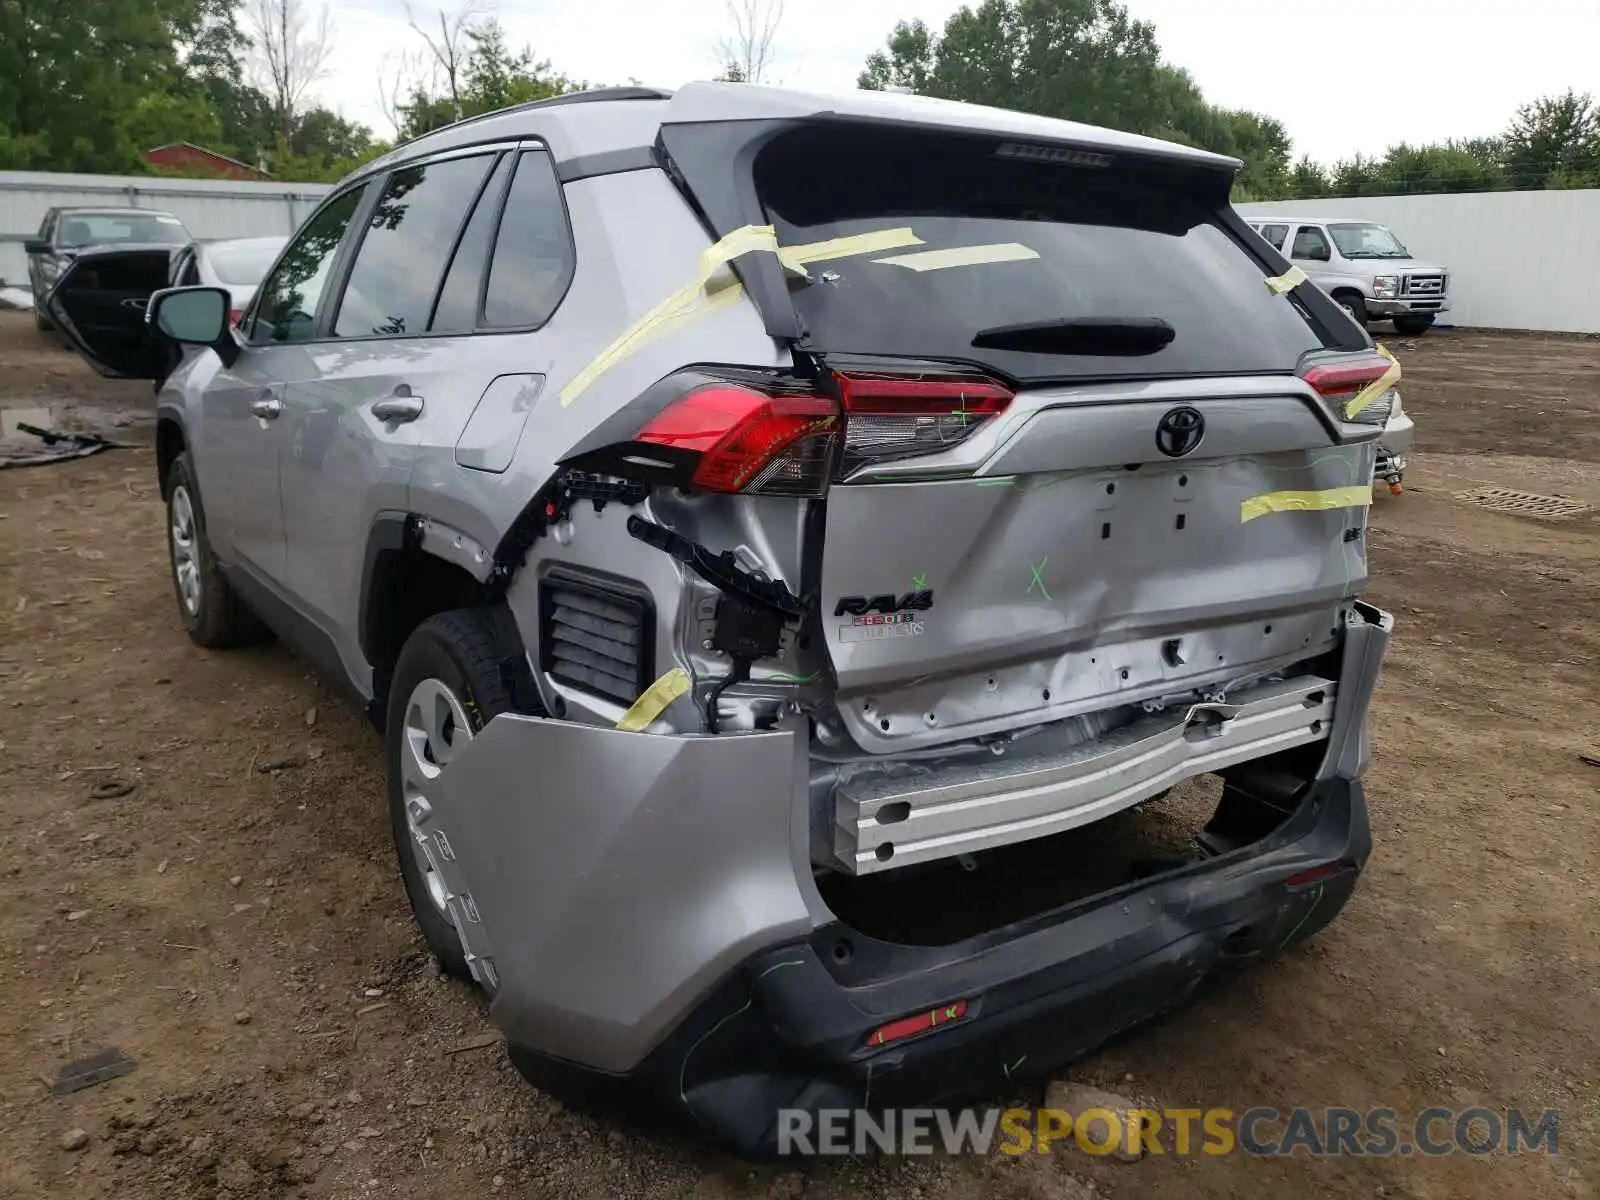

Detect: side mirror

[147,286,239,366]
[1309,245,1331,262]
[23,239,50,256]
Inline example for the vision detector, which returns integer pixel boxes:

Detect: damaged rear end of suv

[98,83,1396,1159]
[423,87,1395,1155]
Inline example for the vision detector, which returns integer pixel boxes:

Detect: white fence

[0,171,333,290]
[1238,189,1600,335]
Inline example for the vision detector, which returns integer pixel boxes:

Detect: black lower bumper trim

[508,775,1370,1158]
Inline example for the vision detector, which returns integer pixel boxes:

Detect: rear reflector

[835,371,1013,476]
[636,384,838,496]
[1284,861,1354,887]
[865,999,971,1048]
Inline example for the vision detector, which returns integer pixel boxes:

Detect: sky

[319,0,1600,164]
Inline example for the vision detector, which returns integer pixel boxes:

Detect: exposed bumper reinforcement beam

[832,674,1337,875]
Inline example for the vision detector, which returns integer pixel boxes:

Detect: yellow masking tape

[1239,485,1373,524]
[1265,265,1307,295]
[615,667,692,732]
[1343,344,1402,419]
[559,225,922,408]
[872,242,1040,272]
[783,226,924,267]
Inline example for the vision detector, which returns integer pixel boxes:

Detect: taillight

[636,383,838,496]
[1300,350,1401,421]
[228,308,243,328]
[593,367,1015,497]
[834,371,1013,475]
[1299,354,1392,396]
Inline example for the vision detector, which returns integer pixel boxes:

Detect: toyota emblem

[1155,406,1205,457]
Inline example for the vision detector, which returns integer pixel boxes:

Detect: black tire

[1393,314,1434,336]
[385,609,519,981]
[164,452,269,648]
[33,307,52,333]
[1335,292,1368,327]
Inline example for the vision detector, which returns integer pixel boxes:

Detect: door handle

[250,392,282,420]
[371,392,424,424]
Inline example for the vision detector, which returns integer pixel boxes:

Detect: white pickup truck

[1246,216,1449,337]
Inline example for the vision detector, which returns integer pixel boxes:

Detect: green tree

[461,20,576,110]
[1288,155,1332,199]
[857,18,935,92]
[0,0,203,171]
[203,78,278,165]
[1501,90,1599,188]
[857,1,1290,197]
[397,18,579,141]
[1369,142,1504,195]
[1214,109,1291,199]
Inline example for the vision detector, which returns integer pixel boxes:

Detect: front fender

[1315,270,1375,298]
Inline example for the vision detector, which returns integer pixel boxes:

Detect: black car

[25,207,192,331]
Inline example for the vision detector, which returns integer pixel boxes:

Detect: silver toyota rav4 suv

[48,83,1395,1155]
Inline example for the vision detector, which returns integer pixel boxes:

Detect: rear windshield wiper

[971,316,1175,356]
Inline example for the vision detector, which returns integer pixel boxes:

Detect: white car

[169,237,287,326]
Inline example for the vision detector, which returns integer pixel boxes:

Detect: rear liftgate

[818,373,1382,873]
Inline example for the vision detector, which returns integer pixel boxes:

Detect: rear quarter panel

[415,167,788,549]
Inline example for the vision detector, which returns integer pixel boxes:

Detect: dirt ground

[2,309,1597,1199]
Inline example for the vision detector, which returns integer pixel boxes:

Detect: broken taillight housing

[1299,352,1396,419]
[834,371,1014,476]
[602,366,1014,497]
[636,382,839,496]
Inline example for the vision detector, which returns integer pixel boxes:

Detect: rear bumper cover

[418,604,1391,1135]
[510,773,1371,1157]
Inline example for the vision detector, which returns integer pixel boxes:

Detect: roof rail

[431,86,675,138]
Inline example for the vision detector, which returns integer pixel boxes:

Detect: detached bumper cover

[420,605,1391,1153]
[511,774,1372,1156]
[415,716,820,1073]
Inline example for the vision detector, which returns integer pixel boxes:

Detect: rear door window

[333,153,494,338]
[429,154,512,333]
[1259,223,1289,250]
[751,126,1326,383]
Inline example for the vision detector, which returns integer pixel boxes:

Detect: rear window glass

[752,128,1326,382]
[207,240,284,285]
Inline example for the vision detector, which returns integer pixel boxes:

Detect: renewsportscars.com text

[777,1106,1559,1158]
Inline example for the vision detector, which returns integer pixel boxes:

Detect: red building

[141,143,272,181]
